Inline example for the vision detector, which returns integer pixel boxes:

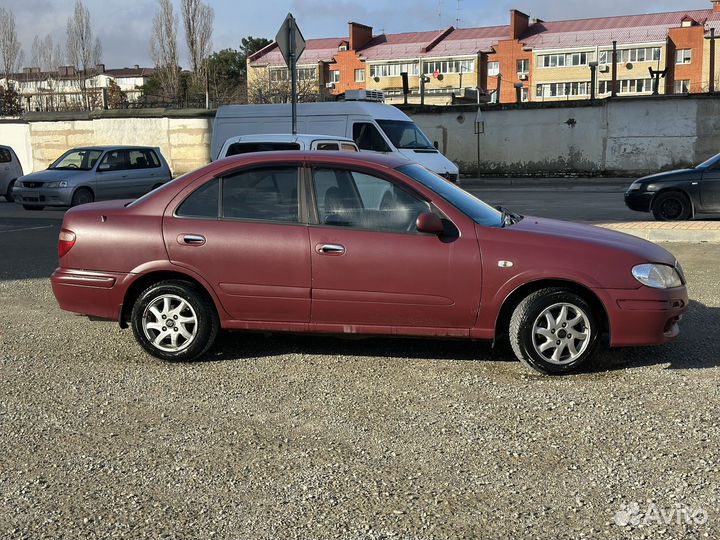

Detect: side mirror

[416,212,444,235]
[433,141,439,150]
[97,163,110,171]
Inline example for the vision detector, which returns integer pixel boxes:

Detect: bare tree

[247,67,320,104]
[0,7,23,85]
[66,0,102,109]
[150,0,180,102]
[181,0,214,74]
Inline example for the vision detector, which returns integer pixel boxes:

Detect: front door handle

[179,234,206,246]
[316,243,346,255]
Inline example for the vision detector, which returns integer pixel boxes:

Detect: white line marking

[0,225,55,233]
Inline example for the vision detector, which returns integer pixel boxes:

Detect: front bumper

[13,186,72,207]
[51,268,131,321]
[624,190,653,212]
[603,285,688,347]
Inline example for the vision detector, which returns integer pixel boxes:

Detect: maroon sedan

[51,152,688,374]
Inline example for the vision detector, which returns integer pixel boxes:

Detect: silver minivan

[0,145,24,202]
[13,146,172,210]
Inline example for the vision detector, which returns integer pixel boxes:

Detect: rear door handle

[179,234,206,246]
[316,244,345,255]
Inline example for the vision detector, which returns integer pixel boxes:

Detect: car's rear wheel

[22,205,44,211]
[131,280,219,362]
[651,191,692,221]
[509,288,599,375]
[71,188,94,207]
[5,180,15,202]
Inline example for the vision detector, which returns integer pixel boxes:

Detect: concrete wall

[1,110,213,175]
[406,94,710,175]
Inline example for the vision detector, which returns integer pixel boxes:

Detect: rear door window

[176,179,220,218]
[129,149,161,169]
[222,167,299,222]
[0,148,11,163]
[315,142,340,151]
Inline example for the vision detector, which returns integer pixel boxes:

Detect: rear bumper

[604,285,688,347]
[624,190,653,212]
[51,268,130,321]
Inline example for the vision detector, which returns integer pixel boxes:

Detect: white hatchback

[215,134,359,161]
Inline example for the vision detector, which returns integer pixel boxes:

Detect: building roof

[249,6,720,66]
[523,8,720,49]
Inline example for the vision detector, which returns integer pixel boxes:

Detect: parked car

[0,144,24,202]
[625,153,720,220]
[13,146,172,210]
[51,152,688,375]
[215,134,359,161]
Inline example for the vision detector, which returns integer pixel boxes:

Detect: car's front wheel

[5,180,15,202]
[509,288,600,375]
[651,191,692,221]
[131,280,219,362]
[71,188,94,207]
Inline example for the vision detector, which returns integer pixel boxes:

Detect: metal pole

[289,16,298,134]
[589,63,597,100]
[711,28,716,93]
[611,40,618,97]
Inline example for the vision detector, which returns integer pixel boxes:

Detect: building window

[422,59,474,74]
[487,61,500,76]
[536,81,590,98]
[355,69,365,82]
[298,67,317,81]
[676,49,692,64]
[537,52,591,68]
[598,78,653,94]
[369,62,420,78]
[516,59,529,74]
[674,79,691,93]
[599,47,661,65]
[269,68,289,82]
[330,70,340,83]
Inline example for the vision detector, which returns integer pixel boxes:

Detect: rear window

[224,142,300,157]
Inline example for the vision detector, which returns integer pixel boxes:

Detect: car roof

[223,134,356,145]
[68,145,158,151]
[215,150,410,170]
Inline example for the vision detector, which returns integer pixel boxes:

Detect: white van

[215,133,358,161]
[212,102,460,183]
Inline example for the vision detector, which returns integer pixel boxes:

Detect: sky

[4,0,714,69]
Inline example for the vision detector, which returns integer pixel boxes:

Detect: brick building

[248,1,720,104]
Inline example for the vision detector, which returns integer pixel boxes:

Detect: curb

[594,222,720,243]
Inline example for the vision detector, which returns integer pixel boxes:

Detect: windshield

[377,120,435,150]
[695,153,720,169]
[50,149,103,171]
[397,164,503,227]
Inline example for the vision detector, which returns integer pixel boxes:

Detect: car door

[127,149,164,196]
[94,149,133,200]
[701,164,720,210]
[164,165,311,322]
[308,165,482,330]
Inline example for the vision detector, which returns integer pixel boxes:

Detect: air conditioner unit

[325,82,336,88]
[599,65,610,73]
[518,73,528,80]
[344,89,385,102]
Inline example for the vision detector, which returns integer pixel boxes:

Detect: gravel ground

[0,242,718,540]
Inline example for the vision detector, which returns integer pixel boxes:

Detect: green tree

[207,36,271,105]
[238,36,271,79]
[106,79,127,109]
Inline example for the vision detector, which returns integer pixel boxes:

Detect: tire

[509,288,600,375]
[71,188,94,207]
[5,179,15,202]
[651,191,692,221]
[22,205,44,211]
[131,280,219,362]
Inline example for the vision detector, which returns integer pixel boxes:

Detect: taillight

[58,229,76,258]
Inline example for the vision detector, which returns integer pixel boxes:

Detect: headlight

[45,181,68,188]
[627,181,642,191]
[632,263,683,289]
